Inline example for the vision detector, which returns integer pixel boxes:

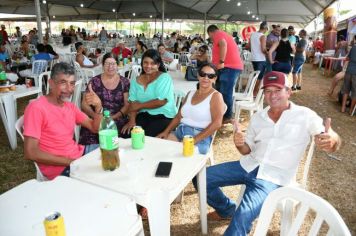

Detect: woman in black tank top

[268,28,296,74]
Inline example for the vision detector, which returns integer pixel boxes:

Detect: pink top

[24,96,87,180]
[212,30,243,70]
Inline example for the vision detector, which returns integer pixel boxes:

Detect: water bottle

[99,110,119,171]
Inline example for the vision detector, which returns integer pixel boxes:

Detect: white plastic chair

[206,104,227,166]
[235,138,316,235]
[234,70,260,103]
[234,86,264,122]
[39,71,51,94]
[15,116,48,181]
[254,186,351,236]
[173,53,180,60]
[72,79,84,142]
[351,105,356,116]
[173,89,186,110]
[26,60,48,89]
[73,61,91,90]
[127,65,142,80]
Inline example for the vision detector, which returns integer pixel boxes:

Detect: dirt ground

[0,63,355,235]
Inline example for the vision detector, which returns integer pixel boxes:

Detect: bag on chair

[184,66,198,81]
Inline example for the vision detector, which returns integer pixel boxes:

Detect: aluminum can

[25,78,32,88]
[191,59,197,67]
[131,126,145,149]
[183,135,194,157]
[43,212,66,236]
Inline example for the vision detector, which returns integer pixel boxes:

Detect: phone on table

[155,162,172,178]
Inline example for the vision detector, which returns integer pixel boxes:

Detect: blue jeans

[252,61,267,80]
[84,144,100,155]
[175,123,212,154]
[292,58,305,74]
[216,67,241,119]
[206,161,280,236]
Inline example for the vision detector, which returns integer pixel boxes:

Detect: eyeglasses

[104,62,117,67]
[198,71,217,79]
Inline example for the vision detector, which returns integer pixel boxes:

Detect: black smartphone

[155,162,172,178]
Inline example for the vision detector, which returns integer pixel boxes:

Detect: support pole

[161,0,165,41]
[34,0,43,43]
[203,13,207,40]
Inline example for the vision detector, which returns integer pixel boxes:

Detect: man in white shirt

[204,71,341,236]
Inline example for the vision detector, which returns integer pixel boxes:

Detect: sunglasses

[198,71,217,79]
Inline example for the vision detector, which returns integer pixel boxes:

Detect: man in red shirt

[0,25,10,45]
[207,25,244,123]
[111,40,132,59]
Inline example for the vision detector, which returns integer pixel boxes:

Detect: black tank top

[275,40,292,62]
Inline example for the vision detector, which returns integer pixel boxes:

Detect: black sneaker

[291,86,297,91]
[296,85,302,90]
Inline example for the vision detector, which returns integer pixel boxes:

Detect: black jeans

[136,112,172,137]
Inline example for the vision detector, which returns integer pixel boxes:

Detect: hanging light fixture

[237,2,241,6]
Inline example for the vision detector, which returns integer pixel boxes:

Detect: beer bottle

[99,110,119,171]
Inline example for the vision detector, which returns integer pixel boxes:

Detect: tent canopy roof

[0,0,336,27]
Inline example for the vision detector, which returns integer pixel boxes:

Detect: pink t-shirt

[212,30,243,70]
[23,96,87,180]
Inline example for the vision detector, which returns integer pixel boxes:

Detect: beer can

[131,126,145,149]
[183,135,194,157]
[43,212,66,236]
[25,78,32,88]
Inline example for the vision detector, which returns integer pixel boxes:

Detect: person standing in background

[207,25,243,124]
[250,21,268,96]
[0,25,10,45]
[292,29,308,91]
[266,24,281,72]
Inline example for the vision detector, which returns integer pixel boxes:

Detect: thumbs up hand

[233,120,245,147]
[315,118,338,152]
[84,83,102,110]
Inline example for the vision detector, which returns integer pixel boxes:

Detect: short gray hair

[51,62,75,80]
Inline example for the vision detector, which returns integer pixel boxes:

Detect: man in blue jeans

[207,25,243,123]
[204,71,341,235]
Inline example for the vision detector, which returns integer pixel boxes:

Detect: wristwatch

[219,59,225,64]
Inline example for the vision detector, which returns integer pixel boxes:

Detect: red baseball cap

[262,71,289,89]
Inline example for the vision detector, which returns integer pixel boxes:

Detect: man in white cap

[203,71,341,235]
[111,40,132,59]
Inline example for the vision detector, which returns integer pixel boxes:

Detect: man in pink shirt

[23,62,103,180]
[207,25,243,124]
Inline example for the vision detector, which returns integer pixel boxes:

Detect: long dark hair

[141,49,166,74]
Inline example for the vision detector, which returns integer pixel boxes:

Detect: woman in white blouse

[157,62,225,154]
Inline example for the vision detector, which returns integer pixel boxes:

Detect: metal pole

[130,21,132,36]
[203,13,207,40]
[225,20,227,31]
[155,17,157,35]
[116,12,118,32]
[162,0,165,41]
[34,0,43,43]
[46,3,51,34]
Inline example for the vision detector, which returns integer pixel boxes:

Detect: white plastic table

[70,136,208,236]
[0,85,42,149]
[169,70,198,94]
[0,176,143,236]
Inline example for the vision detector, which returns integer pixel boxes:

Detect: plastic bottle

[98,110,119,171]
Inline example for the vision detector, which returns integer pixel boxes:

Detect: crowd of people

[0,21,349,235]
